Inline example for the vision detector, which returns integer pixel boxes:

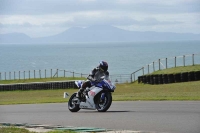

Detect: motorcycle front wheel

[68,93,80,112]
[95,92,112,112]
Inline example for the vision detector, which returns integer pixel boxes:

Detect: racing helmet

[99,61,108,72]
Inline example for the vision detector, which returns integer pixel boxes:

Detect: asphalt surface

[0,101,200,133]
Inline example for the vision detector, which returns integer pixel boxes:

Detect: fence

[0,74,132,91]
[131,53,200,82]
[110,74,132,83]
[0,69,88,81]
[0,68,132,84]
[1,53,199,84]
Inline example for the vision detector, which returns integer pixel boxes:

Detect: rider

[77,61,109,98]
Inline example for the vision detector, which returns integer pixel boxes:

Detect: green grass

[0,89,76,105]
[0,77,86,84]
[114,81,200,101]
[0,127,32,133]
[0,127,76,133]
[150,64,200,75]
[0,80,200,105]
[0,65,200,105]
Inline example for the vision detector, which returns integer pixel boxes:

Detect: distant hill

[0,32,32,43]
[1,25,200,43]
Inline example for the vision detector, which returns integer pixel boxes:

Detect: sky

[0,0,200,38]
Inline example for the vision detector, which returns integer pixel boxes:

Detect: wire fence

[131,53,200,82]
[1,53,199,84]
[110,74,132,84]
[0,68,131,84]
[0,69,87,81]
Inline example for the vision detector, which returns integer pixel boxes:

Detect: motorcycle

[68,76,116,112]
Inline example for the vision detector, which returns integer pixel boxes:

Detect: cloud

[136,18,182,26]
[0,0,200,15]
[0,0,200,37]
[1,11,183,29]
[0,22,34,28]
[62,15,183,27]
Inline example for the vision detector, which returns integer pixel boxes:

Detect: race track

[0,101,200,133]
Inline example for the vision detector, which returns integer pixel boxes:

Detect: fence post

[34,70,35,79]
[24,71,25,80]
[183,55,185,67]
[148,65,149,74]
[175,56,176,67]
[192,54,194,66]
[130,74,132,82]
[19,71,20,80]
[51,69,52,78]
[153,62,155,72]
[57,69,58,78]
[166,58,168,69]
[142,67,144,75]
[5,72,6,80]
[39,70,41,79]
[64,70,66,77]
[159,59,161,70]
[0,72,1,80]
[134,73,135,82]
[9,72,11,80]
[29,70,30,79]
[81,73,82,78]
[14,71,15,80]
[45,69,46,78]
[73,72,74,78]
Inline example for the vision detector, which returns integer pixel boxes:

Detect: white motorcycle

[68,76,116,112]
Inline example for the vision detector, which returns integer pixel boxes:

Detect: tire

[162,74,168,84]
[174,73,181,83]
[146,75,150,84]
[68,93,80,112]
[95,92,112,112]
[181,72,188,82]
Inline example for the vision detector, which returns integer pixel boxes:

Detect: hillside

[151,65,200,75]
[1,25,200,43]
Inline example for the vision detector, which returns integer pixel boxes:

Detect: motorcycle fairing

[95,79,116,91]
[79,87,103,109]
[75,81,83,88]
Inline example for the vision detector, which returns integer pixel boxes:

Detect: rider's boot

[76,81,88,98]
[76,88,84,98]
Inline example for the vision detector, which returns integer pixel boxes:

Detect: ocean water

[0,41,200,79]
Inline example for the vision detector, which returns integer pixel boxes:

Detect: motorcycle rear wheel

[95,92,112,112]
[68,93,80,112]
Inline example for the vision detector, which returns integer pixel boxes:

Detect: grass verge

[0,127,76,133]
[114,81,200,101]
[150,64,200,75]
[0,80,200,105]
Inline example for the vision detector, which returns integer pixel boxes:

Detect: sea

[0,41,200,81]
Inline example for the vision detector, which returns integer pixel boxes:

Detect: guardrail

[131,53,200,82]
